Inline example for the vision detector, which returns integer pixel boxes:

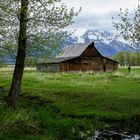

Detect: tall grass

[0,66,140,139]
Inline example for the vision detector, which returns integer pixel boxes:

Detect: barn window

[83,60,88,64]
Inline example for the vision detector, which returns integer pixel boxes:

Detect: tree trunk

[6,0,28,108]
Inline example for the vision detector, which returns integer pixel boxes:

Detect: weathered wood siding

[81,57,102,71]
[59,57,81,72]
[59,57,102,72]
[82,44,101,57]
[59,56,118,72]
[103,58,118,72]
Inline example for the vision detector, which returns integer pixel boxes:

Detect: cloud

[62,0,137,13]
[66,11,119,35]
[62,0,138,35]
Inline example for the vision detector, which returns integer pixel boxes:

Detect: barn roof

[45,57,77,64]
[56,41,94,58]
[45,41,118,63]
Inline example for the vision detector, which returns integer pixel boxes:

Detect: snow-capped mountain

[2,30,138,64]
[63,30,136,57]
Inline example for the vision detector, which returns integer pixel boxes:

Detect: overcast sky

[61,0,138,36]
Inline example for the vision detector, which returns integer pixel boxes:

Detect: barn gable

[81,43,102,57]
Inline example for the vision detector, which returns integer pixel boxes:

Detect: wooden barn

[37,42,119,72]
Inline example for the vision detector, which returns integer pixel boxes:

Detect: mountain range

[63,30,136,57]
[1,30,138,64]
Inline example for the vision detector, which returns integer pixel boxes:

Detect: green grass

[0,66,140,139]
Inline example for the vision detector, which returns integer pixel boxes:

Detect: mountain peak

[63,30,136,57]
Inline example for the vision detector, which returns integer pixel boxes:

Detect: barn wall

[59,57,105,72]
[81,57,103,71]
[37,57,118,73]
[37,63,59,72]
[59,57,81,72]
[113,63,118,70]
[103,58,118,72]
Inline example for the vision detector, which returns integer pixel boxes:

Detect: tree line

[114,52,140,66]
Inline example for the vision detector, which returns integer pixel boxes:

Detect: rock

[94,129,140,140]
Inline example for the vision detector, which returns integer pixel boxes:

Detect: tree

[125,52,132,65]
[113,52,126,66]
[0,31,70,65]
[25,57,38,67]
[0,0,80,108]
[112,0,140,48]
[114,51,140,66]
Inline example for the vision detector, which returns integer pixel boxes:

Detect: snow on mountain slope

[63,30,136,57]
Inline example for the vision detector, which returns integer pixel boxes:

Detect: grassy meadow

[0,66,140,139]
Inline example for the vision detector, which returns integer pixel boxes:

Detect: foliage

[0,0,81,60]
[112,0,140,48]
[114,51,140,66]
[25,57,38,67]
[0,0,81,107]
